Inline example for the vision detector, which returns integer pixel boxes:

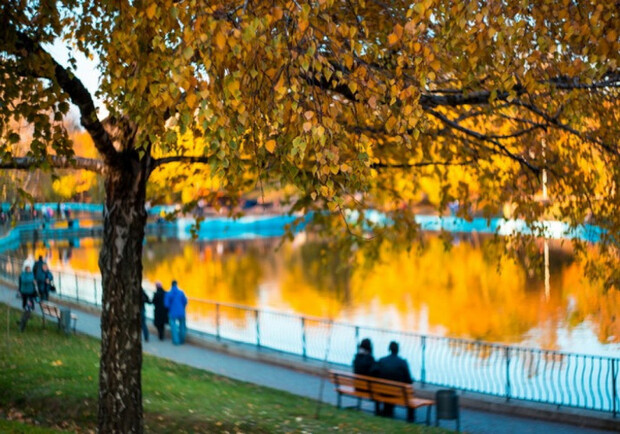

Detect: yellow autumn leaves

[265,140,276,153]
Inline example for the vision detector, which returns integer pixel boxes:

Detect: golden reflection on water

[23,233,619,352]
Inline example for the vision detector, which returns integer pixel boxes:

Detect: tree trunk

[97,151,148,433]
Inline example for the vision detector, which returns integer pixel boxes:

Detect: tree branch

[544,72,620,90]
[371,159,475,169]
[7,30,117,163]
[305,48,619,109]
[513,99,620,157]
[0,156,105,172]
[152,155,215,169]
[426,109,541,173]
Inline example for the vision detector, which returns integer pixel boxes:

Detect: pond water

[15,229,619,357]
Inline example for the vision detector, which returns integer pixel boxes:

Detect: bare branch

[513,100,619,157]
[426,109,541,173]
[152,155,215,169]
[544,72,620,90]
[0,156,104,172]
[484,125,544,140]
[371,160,475,169]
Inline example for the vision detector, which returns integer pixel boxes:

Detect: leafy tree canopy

[2,0,618,236]
[2,1,619,431]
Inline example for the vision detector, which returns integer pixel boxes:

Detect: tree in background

[1,1,618,432]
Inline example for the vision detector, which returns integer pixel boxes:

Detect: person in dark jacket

[353,337,381,415]
[19,266,38,309]
[152,282,168,341]
[141,288,152,342]
[377,341,413,417]
[353,338,376,376]
[32,255,46,295]
[39,263,54,301]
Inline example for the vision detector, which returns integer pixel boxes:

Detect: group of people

[18,255,54,309]
[17,254,189,346]
[0,203,72,225]
[353,338,413,417]
[141,280,188,346]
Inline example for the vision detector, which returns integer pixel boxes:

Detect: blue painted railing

[0,253,617,416]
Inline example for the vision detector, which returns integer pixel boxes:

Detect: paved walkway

[0,285,611,433]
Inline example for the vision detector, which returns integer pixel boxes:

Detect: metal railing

[0,253,617,416]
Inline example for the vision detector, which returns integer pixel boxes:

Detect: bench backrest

[40,302,60,317]
[329,371,374,398]
[329,370,414,404]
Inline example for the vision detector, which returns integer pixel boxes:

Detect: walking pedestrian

[39,263,54,301]
[164,280,187,345]
[152,282,168,340]
[32,255,46,295]
[141,288,152,342]
[19,266,38,309]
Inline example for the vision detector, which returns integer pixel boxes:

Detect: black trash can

[435,389,460,431]
[59,307,72,335]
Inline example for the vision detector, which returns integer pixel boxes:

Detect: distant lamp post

[542,139,550,301]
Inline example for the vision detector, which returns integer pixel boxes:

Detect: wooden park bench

[39,301,77,333]
[328,370,435,424]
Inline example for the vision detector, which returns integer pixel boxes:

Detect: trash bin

[59,307,72,335]
[435,389,460,431]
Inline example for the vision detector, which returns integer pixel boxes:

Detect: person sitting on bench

[353,338,377,376]
[376,341,413,417]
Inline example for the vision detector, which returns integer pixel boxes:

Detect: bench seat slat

[409,398,435,408]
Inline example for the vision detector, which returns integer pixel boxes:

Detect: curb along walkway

[0,285,613,434]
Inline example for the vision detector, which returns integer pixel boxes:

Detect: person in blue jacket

[164,280,188,345]
[19,265,38,309]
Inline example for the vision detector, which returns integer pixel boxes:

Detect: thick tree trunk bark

[97,151,148,433]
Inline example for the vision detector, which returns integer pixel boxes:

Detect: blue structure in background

[1,202,603,243]
[175,214,310,240]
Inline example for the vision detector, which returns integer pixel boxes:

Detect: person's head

[38,255,43,261]
[155,281,163,290]
[359,338,372,353]
[42,264,48,271]
[171,280,178,288]
[24,266,31,272]
[389,341,399,355]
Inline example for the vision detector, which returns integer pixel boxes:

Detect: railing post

[354,325,359,344]
[613,358,618,418]
[215,304,220,341]
[93,277,98,306]
[255,309,260,348]
[301,317,307,360]
[58,272,62,298]
[75,274,79,302]
[505,346,511,401]
[421,335,427,387]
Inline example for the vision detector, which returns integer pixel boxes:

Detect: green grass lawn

[0,304,446,433]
